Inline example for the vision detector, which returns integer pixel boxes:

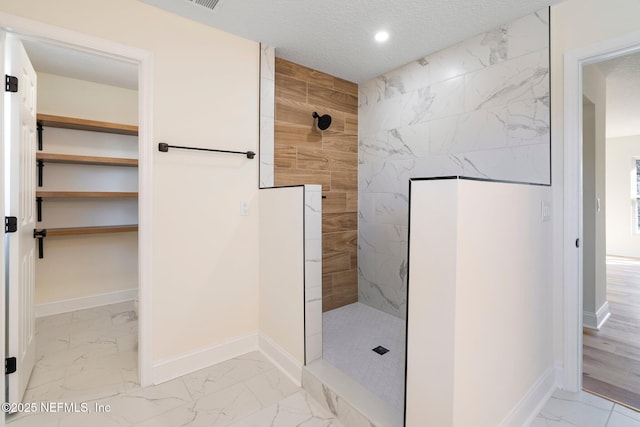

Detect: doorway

[580,54,640,409]
[0,14,153,424]
[563,27,640,401]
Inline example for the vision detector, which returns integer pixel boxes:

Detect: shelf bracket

[37,122,43,151]
[36,197,43,222]
[33,229,47,259]
[37,160,44,187]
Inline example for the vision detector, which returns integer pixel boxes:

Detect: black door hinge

[5,75,17,93]
[5,357,16,374]
[5,216,17,233]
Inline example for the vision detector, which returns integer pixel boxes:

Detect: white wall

[550,0,640,372]
[257,184,322,383]
[37,73,138,125]
[35,73,138,312]
[582,65,608,328]
[606,135,640,257]
[0,0,261,374]
[405,179,458,427]
[258,186,304,381]
[406,178,553,427]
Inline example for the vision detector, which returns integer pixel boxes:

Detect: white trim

[152,332,259,385]
[583,300,611,330]
[554,362,564,389]
[0,12,148,64]
[258,332,303,387]
[563,43,584,393]
[0,28,7,427]
[0,11,154,390]
[498,366,557,427]
[563,29,640,392]
[35,289,137,318]
[633,157,640,235]
[137,37,154,389]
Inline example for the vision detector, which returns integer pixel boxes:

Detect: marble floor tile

[534,390,612,426]
[227,391,344,427]
[608,409,640,427]
[614,405,640,422]
[243,367,300,407]
[94,378,193,426]
[181,351,274,399]
[8,302,138,425]
[6,412,63,427]
[25,365,66,389]
[530,389,640,427]
[8,303,349,427]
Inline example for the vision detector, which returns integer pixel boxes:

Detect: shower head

[312,112,332,131]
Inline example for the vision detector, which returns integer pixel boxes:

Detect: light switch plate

[541,201,551,222]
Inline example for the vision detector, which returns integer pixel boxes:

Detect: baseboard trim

[583,300,611,330]
[498,365,557,427]
[152,332,259,385]
[258,333,303,386]
[35,288,138,318]
[554,362,564,390]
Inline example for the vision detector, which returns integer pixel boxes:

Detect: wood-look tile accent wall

[274,58,358,312]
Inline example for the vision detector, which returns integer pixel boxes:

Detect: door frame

[0,29,6,426]
[0,11,154,415]
[563,29,640,391]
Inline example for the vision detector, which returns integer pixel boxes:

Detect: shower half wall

[357,8,551,319]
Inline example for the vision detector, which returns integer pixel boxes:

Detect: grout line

[605,404,614,426]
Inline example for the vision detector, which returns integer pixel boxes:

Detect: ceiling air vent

[186,0,221,12]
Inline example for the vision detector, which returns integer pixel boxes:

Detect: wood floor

[583,256,640,409]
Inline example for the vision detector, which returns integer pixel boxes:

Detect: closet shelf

[46,225,138,237]
[37,114,138,136]
[36,153,138,167]
[36,191,138,198]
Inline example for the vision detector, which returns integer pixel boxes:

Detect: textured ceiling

[140,0,563,83]
[20,0,565,92]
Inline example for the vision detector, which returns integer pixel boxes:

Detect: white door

[4,35,36,405]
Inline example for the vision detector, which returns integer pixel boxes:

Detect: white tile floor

[534,389,640,427]
[26,301,139,404]
[7,302,342,426]
[322,302,406,415]
[14,301,640,426]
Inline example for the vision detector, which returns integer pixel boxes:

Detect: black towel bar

[158,142,255,159]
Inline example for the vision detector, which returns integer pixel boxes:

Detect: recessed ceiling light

[374,31,389,43]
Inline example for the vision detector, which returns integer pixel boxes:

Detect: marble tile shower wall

[260,45,275,188]
[357,8,550,319]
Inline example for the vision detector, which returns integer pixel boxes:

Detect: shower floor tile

[323,302,405,415]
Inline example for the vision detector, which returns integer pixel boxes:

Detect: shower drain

[372,345,389,355]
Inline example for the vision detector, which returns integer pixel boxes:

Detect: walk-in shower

[259,6,550,422]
